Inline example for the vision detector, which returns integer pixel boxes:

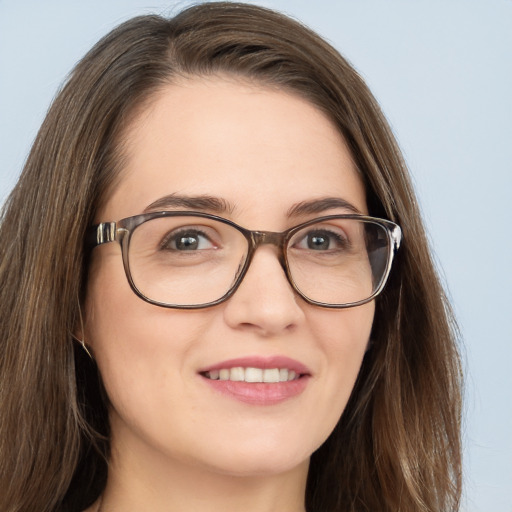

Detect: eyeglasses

[88,212,401,309]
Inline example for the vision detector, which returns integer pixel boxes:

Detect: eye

[293,229,348,251]
[161,228,217,251]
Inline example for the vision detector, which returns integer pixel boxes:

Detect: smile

[199,356,311,405]
[203,367,299,383]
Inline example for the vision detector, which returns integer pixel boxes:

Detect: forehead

[100,77,367,225]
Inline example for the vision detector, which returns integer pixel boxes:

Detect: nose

[222,246,305,337]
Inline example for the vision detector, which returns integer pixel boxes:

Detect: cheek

[83,251,211,419]
[305,302,374,429]
[309,300,374,361]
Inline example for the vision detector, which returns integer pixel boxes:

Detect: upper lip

[199,356,311,375]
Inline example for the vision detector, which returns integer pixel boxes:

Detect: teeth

[230,367,244,381]
[263,368,280,383]
[245,367,263,382]
[204,367,301,383]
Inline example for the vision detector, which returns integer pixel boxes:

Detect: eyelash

[160,228,216,251]
[293,228,350,251]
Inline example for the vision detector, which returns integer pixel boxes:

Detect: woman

[0,2,462,511]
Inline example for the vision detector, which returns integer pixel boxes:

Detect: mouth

[198,356,310,405]
[201,367,301,383]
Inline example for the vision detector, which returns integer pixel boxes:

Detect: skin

[83,77,374,512]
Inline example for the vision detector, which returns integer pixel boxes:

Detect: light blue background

[1,1,510,510]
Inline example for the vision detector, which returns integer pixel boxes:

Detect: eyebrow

[286,197,362,217]
[143,194,361,217]
[143,194,235,215]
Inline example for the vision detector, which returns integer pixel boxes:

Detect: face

[84,77,374,478]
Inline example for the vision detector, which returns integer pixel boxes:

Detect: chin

[204,452,311,479]
[187,432,318,478]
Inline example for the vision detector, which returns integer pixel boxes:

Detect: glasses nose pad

[233,258,247,285]
[278,251,287,271]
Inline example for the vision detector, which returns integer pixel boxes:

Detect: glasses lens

[127,216,248,306]
[286,218,391,306]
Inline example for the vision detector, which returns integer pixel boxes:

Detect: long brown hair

[0,3,462,511]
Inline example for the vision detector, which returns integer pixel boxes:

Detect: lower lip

[201,376,309,405]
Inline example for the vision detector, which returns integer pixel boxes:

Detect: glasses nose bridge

[250,230,288,264]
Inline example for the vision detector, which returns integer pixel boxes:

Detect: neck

[96,432,309,512]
